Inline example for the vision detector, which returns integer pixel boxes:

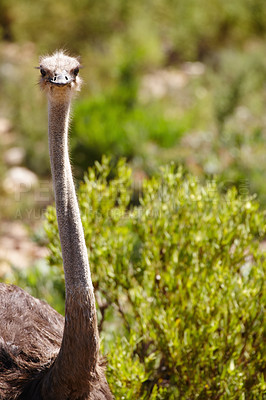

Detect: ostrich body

[0,51,113,400]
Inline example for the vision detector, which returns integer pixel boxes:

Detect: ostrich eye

[40,68,46,77]
[73,67,79,76]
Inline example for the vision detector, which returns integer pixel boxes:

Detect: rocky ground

[0,116,49,277]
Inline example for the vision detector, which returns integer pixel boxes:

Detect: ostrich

[0,51,113,400]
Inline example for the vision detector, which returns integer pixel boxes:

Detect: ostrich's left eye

[73,67,79,76]
[40,68,46,77]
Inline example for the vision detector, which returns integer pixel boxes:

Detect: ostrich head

[38,50,82,100]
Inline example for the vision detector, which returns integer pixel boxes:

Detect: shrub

[71,93,185,173]
[44,158,265,398]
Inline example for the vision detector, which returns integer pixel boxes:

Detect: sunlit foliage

[43,158,266,398]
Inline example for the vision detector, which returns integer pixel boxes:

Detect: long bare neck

[48,98,92,292]
[42,97,100,397]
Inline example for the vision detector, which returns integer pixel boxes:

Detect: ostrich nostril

[54,77,57,81]
[65,76,68,80]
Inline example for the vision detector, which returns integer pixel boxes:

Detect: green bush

[71,93,186,173]
[44,158,265,399]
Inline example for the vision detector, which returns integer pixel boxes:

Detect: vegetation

[1,2,266,398]
[1,0,266,201]
[11,159,266,398]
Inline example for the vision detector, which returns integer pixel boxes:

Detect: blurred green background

[1,0,266,203]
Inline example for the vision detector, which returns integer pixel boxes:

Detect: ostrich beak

[49,74,73,86]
